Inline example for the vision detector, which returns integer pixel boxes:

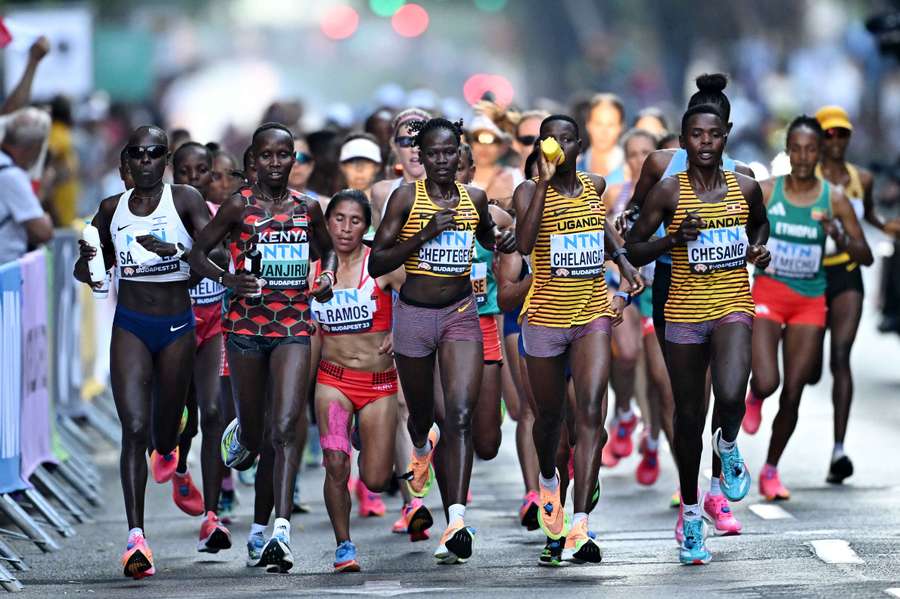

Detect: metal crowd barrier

[0,230,117,592]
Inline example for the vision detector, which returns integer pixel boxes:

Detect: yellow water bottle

[541,137,564,166]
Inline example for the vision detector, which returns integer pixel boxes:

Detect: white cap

[340,138,382,164]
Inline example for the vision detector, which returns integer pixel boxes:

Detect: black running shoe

[827,455,854,484]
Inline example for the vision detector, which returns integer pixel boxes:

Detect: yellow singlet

[521,172,613,327]
[397,179,479,278]
[665,171,754,323]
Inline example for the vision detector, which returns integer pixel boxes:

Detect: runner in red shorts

[309,189,412,572]
[742,116,872,501]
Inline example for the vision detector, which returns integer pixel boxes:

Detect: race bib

[257,228,309,289]
[311,284,375,334]
[687,226,747,274]
[550,231,604,278]
[471,261,488,308]
[766,239,822,279]
[190,278,226,305]
[115,227,180,278]
[416,230,473,276]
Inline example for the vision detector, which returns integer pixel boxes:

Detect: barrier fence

[0,230,112,592]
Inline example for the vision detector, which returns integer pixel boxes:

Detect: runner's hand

[310,273,334,303]
[77,240,105,289]
[610,294,626,327]
[673,212,703,244]
[136,234,177,257]
[421,208,457,241]
[885,218,900,237]
[618,260,645,295]
[747,244,770,269]
[494,226,516,254]
[224,272,261,297]
[537,149,556,182]
[29,36,50,64]
[378,333,394,355]
[615,207,635,235]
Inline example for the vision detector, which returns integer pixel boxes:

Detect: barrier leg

[0,537,27,571]
[54,462,100,507]
[81,403,120,447]
[0,495,59,552]
[31,467,90,524]
[0,562,23,592]
[22,489,75,538]
[54,433,100,488]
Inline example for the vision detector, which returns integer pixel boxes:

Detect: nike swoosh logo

[457,301,472,313]
[117,225,130,231]
[170,323,189,332]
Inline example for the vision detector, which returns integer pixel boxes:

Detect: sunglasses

[126,145,167,160]
[825,128,851,140]
[294,151,313,164]
[517,135,538,146]
[394,136,416,148]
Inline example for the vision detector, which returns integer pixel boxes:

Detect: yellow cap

[815,105,853,132]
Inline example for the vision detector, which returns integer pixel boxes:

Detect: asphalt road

[12,273,900,598]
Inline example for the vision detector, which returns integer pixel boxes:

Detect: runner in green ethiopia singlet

[759,176,831,296]
[471,240,499,315]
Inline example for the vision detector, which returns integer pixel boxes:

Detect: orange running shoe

[404,425,440,498]
[172,471,204,516]
[121,531,155,580]
[537,470,569,540]
[562,518,602,564]
[150,447,179,484]
[433,518,474,564]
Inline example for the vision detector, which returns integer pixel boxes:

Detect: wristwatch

[611,247,628,261]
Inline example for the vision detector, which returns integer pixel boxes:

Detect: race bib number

[766,239,821,279]
[311,286,375,333]
[550,231,604,278]
[258,229,309,289]
[471,261,488,307]
[687,226,747,274]
[190,278,226,305]
[116,227,180,278]
[416,230,473,276]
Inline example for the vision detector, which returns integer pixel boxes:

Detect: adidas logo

[768,203,786,217]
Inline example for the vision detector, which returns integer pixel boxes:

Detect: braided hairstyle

[786,114,823,144]
[408,117,465,149]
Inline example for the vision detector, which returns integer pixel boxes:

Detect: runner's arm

[742,177,771,268]
[831,187,874,266]
[368,185,427,277]
[625,150,669,213]
[624,178,677,266]
[187,193,246,289]
[74,196,118,285]
[496,251,530,312]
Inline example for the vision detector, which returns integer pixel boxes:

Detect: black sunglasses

[517,135,538,146]
[126,145,167,160]
[394,135,416,148]
[824,128,851,140]
[294,151,313,164]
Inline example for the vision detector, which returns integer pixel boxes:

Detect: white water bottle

[82,222,106,284]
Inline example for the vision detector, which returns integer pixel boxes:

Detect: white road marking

[749,503,794,520]
[809,539,864,564]
[884,589,900,598]
[301,581,460,596]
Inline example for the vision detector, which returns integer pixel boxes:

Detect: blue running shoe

[246,534,265,567]
[221,419,255,471]
[713,428,751,502]
[334,540,361,573]
[679,519,711,565]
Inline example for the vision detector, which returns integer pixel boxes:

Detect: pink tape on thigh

[320,401,351,456]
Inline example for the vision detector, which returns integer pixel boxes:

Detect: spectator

[47,95,80,227]
[0,36,50,116]
[0,107,54,259]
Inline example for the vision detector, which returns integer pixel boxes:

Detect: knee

[199,402,222,430]
[754,373,780,400]
[324,452,351,483]
[580,399,605,428]
[360,468,393,493]
[830,345,852,372]
[271,415,300,447]
[444,402,474,436]
[615,344,640,371]
[121,418,150,447]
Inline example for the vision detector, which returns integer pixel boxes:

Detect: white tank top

[109,184,193,283]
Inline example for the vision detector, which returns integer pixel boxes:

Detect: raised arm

[1,37,49,115]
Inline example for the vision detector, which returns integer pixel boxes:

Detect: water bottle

[92,270,111,300]
[82,222,106,284]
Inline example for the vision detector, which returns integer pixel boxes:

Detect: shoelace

[543,502,554,516]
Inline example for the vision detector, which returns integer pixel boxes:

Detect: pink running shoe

[402,498,432,542]
[519,490,540,531]
[674,501,685,545]
[355,479,386,517]
[742,391,763,435]
[703,494,742,535]
[610,414,638,458]
[172,471,204,516]
[197,511,232,553]
[601,438,619,468]
[636,447,660,486]
[150,448,179,484]
[759,465,790,501]
[122,531,155,580]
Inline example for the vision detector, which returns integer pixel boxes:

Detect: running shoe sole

[826,456,853,484]
[334,559,361,573]
[406,504,433,537]
[702,515,742,537]
[520,502,539,531]
[246,548,264,568]
[123,549,153,579]
[198,528,232,553]
[436,528,474,564]
[261,539,293,573]
[563,538,603,564]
